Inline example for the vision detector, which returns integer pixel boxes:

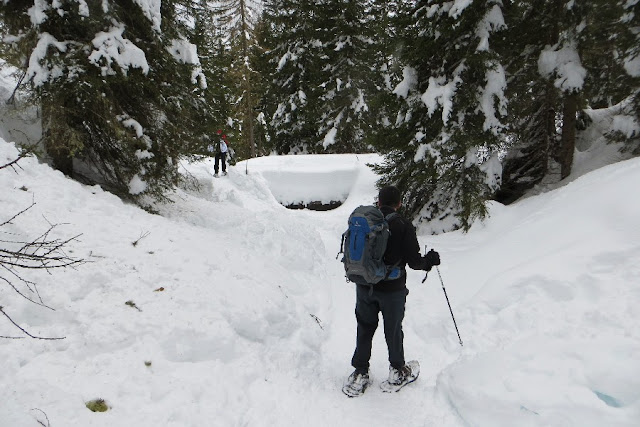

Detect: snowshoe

[342,370,371,398]
[380,360,420,393]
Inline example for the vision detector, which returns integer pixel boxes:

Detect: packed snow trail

[1,142,639,426]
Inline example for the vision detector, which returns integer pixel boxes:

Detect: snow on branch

[89,26,149,76]
[393,67,418,99]
[478,63,508,133]
[167,39,207,89]
[134,0,162,33]
[27,0,89,25]
[421,63,466,125]
[538,41,587,92]
[624,54,640,77]
[26,33,68,87]
[476,4,506,52]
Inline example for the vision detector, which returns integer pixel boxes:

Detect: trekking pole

[435,266,463,347]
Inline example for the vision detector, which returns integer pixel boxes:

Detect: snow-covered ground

[1,136,639,426]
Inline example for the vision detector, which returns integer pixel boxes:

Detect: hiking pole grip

[436,266,463,347]
[422,245,429,283]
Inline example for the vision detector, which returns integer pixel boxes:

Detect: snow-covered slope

[2,139,640,426]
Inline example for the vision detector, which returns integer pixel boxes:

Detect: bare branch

[132,231,150,247]
[0,155,26,172]
[31,408,51,427]
[0,307,65,340]
[0,200,35,227]
[0,145,37,173]
[1,203,85,338]
[0,268,53,309]
[6,70,26,106]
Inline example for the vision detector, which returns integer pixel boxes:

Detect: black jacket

[369,205,430,292]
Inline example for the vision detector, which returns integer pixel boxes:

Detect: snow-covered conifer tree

[259,0,327,154]
[365,0,408,151]
[313,0,380,153]
[215,0,262,157]
[497,0,639,202]
[375,0,508,232]
[260,0,388,154]
[0,0,209,202]
[617,0,640,154]
[188,0,234,152]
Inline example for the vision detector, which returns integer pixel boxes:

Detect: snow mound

[237,154,380,208]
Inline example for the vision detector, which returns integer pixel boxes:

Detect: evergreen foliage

[1,0,638,229]
[258,0,326,154]
[494,0,566,203]
[215,0,262,157]
[617,0,640,154]
[365,0,407,151]
[259,0,389,154]
[497,0,640,203]
[189,0,234,153]
[374,0,508,232]
[0,0,210,202]
[313,0,378,153]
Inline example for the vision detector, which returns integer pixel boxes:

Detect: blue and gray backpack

[338,205,401,285]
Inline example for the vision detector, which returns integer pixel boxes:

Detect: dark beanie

[378,185,401,207]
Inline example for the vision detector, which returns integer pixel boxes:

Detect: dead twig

[132,231,150,247]
[30,407,51,427]
[6,70,26,106]
[309,314,324,330]
[0,307,65,340]
[1,203,84,339]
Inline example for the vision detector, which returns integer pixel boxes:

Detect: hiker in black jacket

[345,185,440,395]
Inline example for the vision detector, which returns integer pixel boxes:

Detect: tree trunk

[559,93,577,179]
[245,87,256,157]
[42,100,74,177]
[543,83,557,178]
[239,0,256,158]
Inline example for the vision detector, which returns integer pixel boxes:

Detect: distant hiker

[342,185,440,397]
[208,130,229,177]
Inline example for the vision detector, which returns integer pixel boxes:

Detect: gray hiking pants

[351,285,408,371]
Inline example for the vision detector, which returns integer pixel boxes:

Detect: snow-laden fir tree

[188,0,235,153]
[616,0,640,155]
[493,0,569,203]
[496,0,639,203]
[260,0,387,154]
[313,0,380,153]
[0,0,210,203]
[365,0,409,151]
[215,0,262,157]
[258,0,329,154]
[374,0,508,233]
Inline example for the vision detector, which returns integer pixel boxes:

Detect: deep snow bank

[237,154,379,208]
[428,157,640,426]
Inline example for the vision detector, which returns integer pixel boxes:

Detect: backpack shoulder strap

[385,212,399,223]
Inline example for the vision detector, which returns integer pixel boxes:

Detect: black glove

[423,249,440,271]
